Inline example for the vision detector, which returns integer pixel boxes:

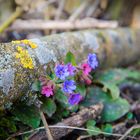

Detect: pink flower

[41,86,54,97]
[81,63,91,76]
[84,78,92,85]
[81,73,92,85]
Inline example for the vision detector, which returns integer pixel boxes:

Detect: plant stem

[40,111,54,140]
[0,7,23,33]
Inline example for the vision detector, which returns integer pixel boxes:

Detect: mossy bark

[0,28,140,107]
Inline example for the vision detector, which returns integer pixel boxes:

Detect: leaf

[81,87,111,107]
[65,51,76,66]
[94,69,140,99]
[55,89,68,105]
[127,112,133,120]
[87,126,101,136]
[86,120,101,136]
[76,84,86,97]
[81,87,130,122]
[41,99,56,117]
[86,120,96,127]
[31,81,41,91]
[12,103,40,128]
[62,110,70,117]
[102,82,120,100]
[102,124,113,135]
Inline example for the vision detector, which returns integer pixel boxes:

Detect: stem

[40,111,54,140]
[0,7,23,33]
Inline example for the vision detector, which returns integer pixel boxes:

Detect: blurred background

[0,0,140,42]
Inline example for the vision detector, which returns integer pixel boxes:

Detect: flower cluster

[81,53,98,85]
[40,53,98,106]
[55,63,76,80]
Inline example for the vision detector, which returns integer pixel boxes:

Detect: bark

[0,28,140,107]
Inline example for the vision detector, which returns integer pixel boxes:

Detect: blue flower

[55,65,69,80]
[68,93,82,105]
[87,53,98,69]
[62,80,76,93]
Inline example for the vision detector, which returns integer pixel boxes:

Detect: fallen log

[0,28,140,107]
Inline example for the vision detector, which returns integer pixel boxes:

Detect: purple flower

[66,63,76,76]
[62,80,76,93]
[55,64,69,80]
[87,53,98,69]
[68,93,82,105]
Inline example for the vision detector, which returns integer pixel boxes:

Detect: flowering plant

[33,52,99,106]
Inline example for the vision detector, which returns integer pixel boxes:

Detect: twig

[119,125,140,140]
[0,7,23,33]
[52,0,66,34]
[86,0,100,17]
[40,111,54,140]
[54,0,65,20]
[77,135,92,140]
[6,125,137,140]
[68,0,91,21]
[9,18,118,31]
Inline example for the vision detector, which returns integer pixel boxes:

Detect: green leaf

[41,99,56,117]
[130,128,140,136]
[62,110,70,117]
[76,84,86,97]
[86,120,101,136]
[86,120,96,127]
[12,103,40,128]
[65,51,76,66]
[31,81,41,91]
[102,97,130,122]
[102,82,120,100]
[81,87,130,122]
[87,126,101,136]
[102,124,113,136]
[127,112,133,120]
[68,105,79,112]
[81,87,111,107]
[55,89,68,105]
[94,69,140,99]
[95,69,140,84]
